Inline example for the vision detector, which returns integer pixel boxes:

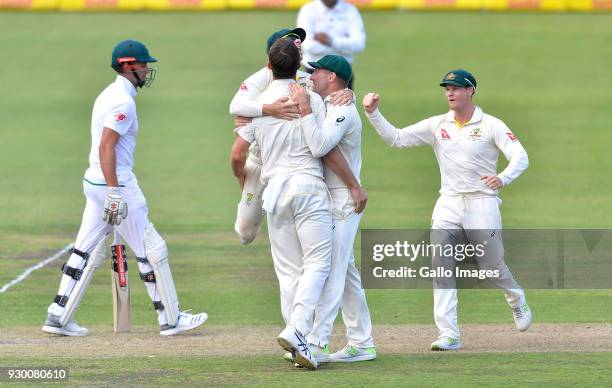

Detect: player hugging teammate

[229,29,375,369]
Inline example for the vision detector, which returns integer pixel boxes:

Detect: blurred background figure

[297,0,366,89]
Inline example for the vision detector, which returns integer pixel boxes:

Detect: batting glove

[103,187,128,225]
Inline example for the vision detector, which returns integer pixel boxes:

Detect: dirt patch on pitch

[2,323,611,358]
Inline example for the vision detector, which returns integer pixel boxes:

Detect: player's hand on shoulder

[103,187,128,225]
[264,96,300,120]
[330,89,354,107]
[350,185,368,214]
[288,84,312,117]
[362,92,380,114]
[480,175,503,190]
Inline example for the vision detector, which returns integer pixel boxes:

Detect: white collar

[116,75,138,98]
[443,106,483,125]
[270,78,297,86]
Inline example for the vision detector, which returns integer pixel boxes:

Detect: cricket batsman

[363,69,532,350]
[42,40,207,336]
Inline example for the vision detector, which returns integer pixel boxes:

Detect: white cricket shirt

[366,106,529,196]
[229,67,311,117]
[85,75,139,184]
[300,92,362,189]
[237,79,327,184]
[297,0,366,68]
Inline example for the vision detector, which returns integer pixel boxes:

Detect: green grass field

[1,11,612,386]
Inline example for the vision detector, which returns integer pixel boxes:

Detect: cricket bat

[111,241,131,333]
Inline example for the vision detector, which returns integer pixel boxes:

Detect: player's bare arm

[99,127,120,188]
[322,147,368,213]
[99,127,128,225]
[230,136,251,190]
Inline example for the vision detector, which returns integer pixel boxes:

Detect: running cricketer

[363,69,532,351]
[42,40,207,336]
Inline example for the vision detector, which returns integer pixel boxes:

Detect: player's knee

[144,223,168,265]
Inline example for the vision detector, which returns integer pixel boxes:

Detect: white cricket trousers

[76,174,149,257]
[308,187,374,348]
[234,155,265,244]
[431,194,525,340]
[48,174,168,325]
[266,174,332,337]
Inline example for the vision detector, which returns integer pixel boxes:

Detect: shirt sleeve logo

[440,128,450,140]
[506,132,518,141]
[335,116,346,123]
[115,113,127,122]
[240,83,248,91]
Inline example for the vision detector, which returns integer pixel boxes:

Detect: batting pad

[59,235,109,326]
[144,223,179,327]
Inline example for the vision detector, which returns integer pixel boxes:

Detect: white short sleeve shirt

[85,75,139,184]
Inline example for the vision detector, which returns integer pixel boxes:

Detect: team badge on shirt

[440,128,450,140]
[469,128,482,139]
[506,132,518,141]
[115,113,127,122]
[240,83,248,91]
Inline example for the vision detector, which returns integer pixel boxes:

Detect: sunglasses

[282,32,302,40]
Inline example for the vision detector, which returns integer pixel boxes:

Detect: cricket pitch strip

[2,323,611,358]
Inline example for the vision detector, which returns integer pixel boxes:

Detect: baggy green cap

[440,69,477,89]
[266,28,306,53]
[111,40,157,67]
[308,55,353,83]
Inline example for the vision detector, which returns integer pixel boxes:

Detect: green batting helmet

[111,40,157,69]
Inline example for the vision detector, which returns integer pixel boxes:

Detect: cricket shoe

[330,345,377,362]
[431,336,462,351]
[511,299,532,332]
[277,325,317,370]
[160,310,208,336]
[42,314,89,337]
[309,344,331,363]
[283,345,329,365]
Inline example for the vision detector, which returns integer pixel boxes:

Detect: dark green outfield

[1,11,611,386]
